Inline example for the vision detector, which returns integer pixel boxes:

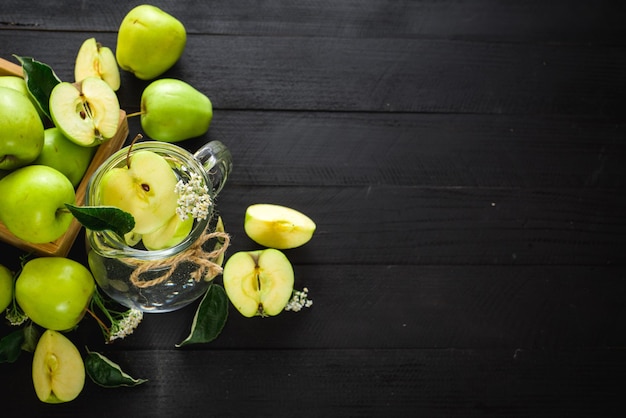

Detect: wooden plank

[0,0,624,43]
[40,264,622,351]
[2,31,625,115]
[171,111,626,189]
[0,348,624,417]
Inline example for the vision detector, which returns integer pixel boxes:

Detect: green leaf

[176,284,228,347]
[0,329,25,363]
[85,350,148,388]
[14,55,61,120]
[21,323,40,353]
[66,204,135,237]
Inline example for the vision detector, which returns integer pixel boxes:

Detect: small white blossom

[5,308,28,326]
[175,173,212,221]
[108,309,143,343]
[284,287,313,312]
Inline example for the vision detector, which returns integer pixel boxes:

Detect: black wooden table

[1,1,625,416]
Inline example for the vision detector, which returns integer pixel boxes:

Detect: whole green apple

[0,264,13,312]
[15,257,95,331]
[0,165,76,244]
[0,86,44,170]
[33,127,96,187]
[116,5,187,80]
[141,78,213,142]
[0,76,46,120]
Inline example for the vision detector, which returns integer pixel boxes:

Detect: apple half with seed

[223,249,295,317]
[32,330,85,403]
[244,204,316,249]
[49,76,120,147]
[98,150,179,235]
[74,37,121,91]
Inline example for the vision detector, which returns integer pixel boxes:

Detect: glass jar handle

[193,140,232,196]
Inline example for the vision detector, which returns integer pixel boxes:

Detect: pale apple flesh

[32,330,85,403]
[223,249,295,317]
[98,150,180,235]
[142,213,194,250]
[244,204,316,249]
[49,77,120,146]
[74,37,121,91]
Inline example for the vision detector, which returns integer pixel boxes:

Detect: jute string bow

[122,229,230,289]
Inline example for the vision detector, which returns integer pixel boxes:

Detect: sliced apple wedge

[223,249,295,317]
[142,212,194,250]
[98,150,179,235]
[32,330,85,403]
[74,37,121,91]
[49,76,120,147]
[244,204,316,249]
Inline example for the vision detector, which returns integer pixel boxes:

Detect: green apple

[0,86,44,170]
[0,264,13,312]
[15,257,95,331]
[142,213,194,250]
[140,78,213,142]
[98,150,179,235]
[223,249,295,317]
[33,127,97,187]
[74,37,121,91]
[49,76,120,147]
[116,5,186,80]
[0,165,76,244]
[0,75,47,120]
[244,204,316,249]
[32,330,85,403]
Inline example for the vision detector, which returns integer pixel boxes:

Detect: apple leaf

[0,329,25,363]
[21,323,40,353]
[85,350,148,388]
[13,55,61,120]
[66,204,135,238]
[176,284,228,347]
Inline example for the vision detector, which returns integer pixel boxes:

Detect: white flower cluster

[284,287,313,312]
[5,308,28,326]
[108,309,143,343]
[175,173,212,221]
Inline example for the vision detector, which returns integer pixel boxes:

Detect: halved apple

[32,330,85,403]
[49,76,120,147]
[223,249,294,317]
[98,150,179,235]
[244,204,316,249]
[74,37,121,91]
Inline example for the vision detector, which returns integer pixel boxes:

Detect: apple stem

[126,133,143,168]
[125,111,144,118]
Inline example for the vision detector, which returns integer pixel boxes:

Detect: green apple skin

[0,86,44,170]
[0,76,46,120]
[0,264,13,312]
[32,329,85,403]
[244,204,316,249]
[116,5,186,80]
[140,78,213,142]
[223,249,295,317]
[33,127,96,187]
[98,150,179,235]
[15,257,95,331]
[0,165,76,244]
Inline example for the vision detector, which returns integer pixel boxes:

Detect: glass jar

[85,140,232,313]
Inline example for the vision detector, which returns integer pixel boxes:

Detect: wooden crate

[0,57,128,256]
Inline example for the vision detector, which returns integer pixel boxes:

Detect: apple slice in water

[98,150,179,235]
[49,76,120,147]
[244,204,316,249]
[223,249,295,317]
[142,213,194,250]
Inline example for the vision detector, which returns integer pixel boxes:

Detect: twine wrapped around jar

[122,220,230,289]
